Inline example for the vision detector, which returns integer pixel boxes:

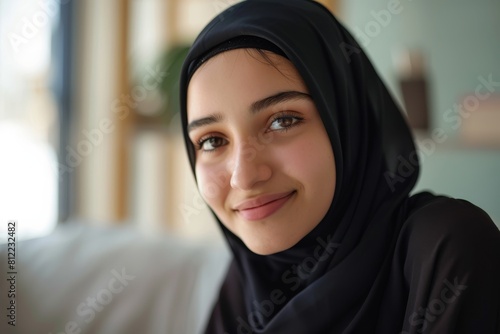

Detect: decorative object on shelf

[460,94,500,148]
[394,49,431,131]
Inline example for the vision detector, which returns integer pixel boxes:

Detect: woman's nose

[228,143,272,190]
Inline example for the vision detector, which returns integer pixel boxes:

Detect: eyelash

[194,135,226,152]
[268,111,304,133]
[194,112,304,153]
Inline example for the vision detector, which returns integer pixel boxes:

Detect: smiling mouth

[234,191,296,221]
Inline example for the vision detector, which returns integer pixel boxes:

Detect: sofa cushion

[0,222,230,334]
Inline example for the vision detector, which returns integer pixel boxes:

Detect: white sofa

[0,222,230,334]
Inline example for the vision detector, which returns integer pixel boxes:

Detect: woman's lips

[234,191,296,221]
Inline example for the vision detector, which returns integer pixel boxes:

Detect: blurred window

[0,0,58,240]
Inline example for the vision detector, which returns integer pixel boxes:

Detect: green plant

[157,44,191,127]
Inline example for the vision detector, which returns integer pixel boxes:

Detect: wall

[341,0,500,223]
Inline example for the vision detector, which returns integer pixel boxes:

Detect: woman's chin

[242,237,296,256]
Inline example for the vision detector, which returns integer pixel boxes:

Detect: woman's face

[187,49,336,255]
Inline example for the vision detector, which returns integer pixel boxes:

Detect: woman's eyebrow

[187,114,223,133]
[250,91,311,114]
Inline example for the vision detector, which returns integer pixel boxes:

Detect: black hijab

[179,1,500,333]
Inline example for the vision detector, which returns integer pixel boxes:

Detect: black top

[179,0,500,333]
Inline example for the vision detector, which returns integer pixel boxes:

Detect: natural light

[0,0,58,241]
[0,123,58,240]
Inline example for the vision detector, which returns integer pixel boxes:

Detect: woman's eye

[197,136,227,152]
[269,115,303,131]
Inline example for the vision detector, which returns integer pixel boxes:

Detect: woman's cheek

[274,137,315,176]
[195,163,229,206]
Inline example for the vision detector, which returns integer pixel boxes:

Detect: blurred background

[1,0,499,243]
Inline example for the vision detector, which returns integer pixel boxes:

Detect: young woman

[179,0,500,333]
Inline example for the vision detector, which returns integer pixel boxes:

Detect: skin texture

[187,49,336,255]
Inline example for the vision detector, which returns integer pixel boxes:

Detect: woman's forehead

[187,49,308,119]
[198,48,298,77]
